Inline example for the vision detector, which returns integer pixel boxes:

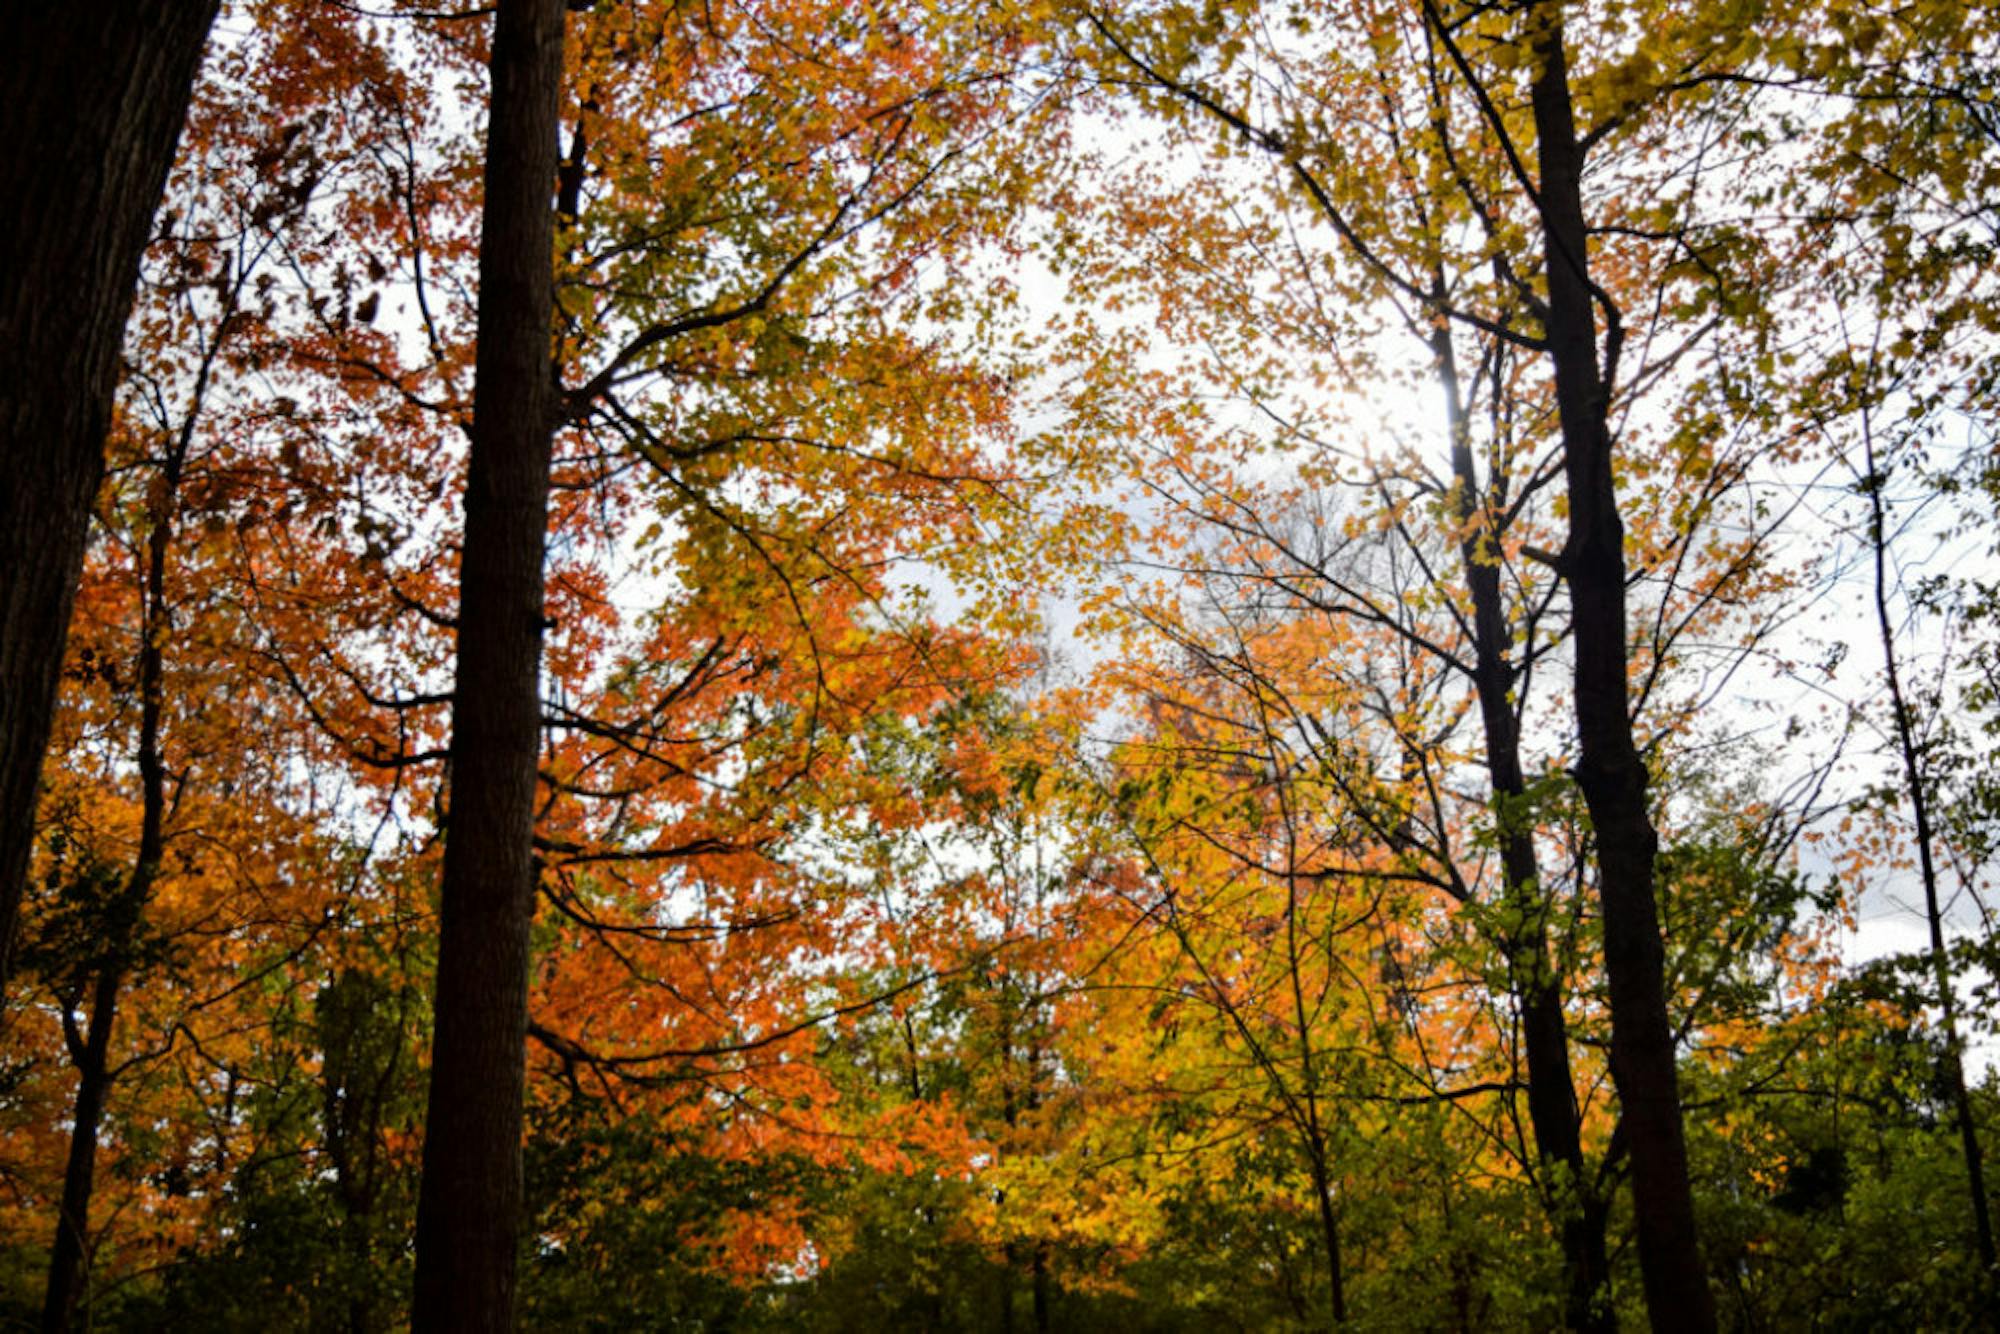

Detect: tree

[409,0,567,1324]
[13,0,2000,1324]
[1042,1,1898,1321]
[12,94,377,1320]
[0,2,222,997]
[1067,582,1574,1326]
[1770,5,2000,1288]
[1865,416,1996,1287]
[413,0,1051,1316]
[1514,10,1715,1323]
[1803,325,2000,1291]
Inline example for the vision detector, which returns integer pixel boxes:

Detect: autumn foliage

[1,0,1998,1329]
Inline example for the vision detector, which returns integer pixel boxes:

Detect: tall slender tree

[40,331,191,1334]
[1518,9,1714,1324]
[1838,373,1998,1285]
[1059,0,1747,1319]
[410,0,567,1324]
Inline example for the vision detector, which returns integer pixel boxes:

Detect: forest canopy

[1,0,1997,1329]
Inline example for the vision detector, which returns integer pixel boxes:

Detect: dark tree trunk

[1862,437,1998,1281]
[1436,324,1613,1333]
[41,962,122,1333]
[42,421,179,1332]
[1031,1245,1050,1334]
[1285,877,1346,1325]
[1526,9,1715,1330]
[322,972,402,1334]
[1525,978,1615,1332]
[410,0,565,1327]
[1495,721,1615,1333]
[0,1,219,998]
[1303,1134,1347,1325]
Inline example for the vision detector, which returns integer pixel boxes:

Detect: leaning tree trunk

[1526,8,1715,1330]
[0,1,220,1001]
[410,0,566,1327]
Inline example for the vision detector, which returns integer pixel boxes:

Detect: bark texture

[410,0,566,1327]
[0,1,220,999]
[1527,9,1716,1330]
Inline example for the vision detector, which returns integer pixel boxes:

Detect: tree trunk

[41,963,122,1333]
[1303,1134,1347,1325]
[1287,873,1346,1325]
[42,422,179,1332]
[1526,8,1715,1329]
[1501,755,1615,1334]
[410,0,565,1327]
[1862,437,1998,1281]
[1031,1244,1050,1334]
[0,1,218,998]
[1436,323,1613,1333]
